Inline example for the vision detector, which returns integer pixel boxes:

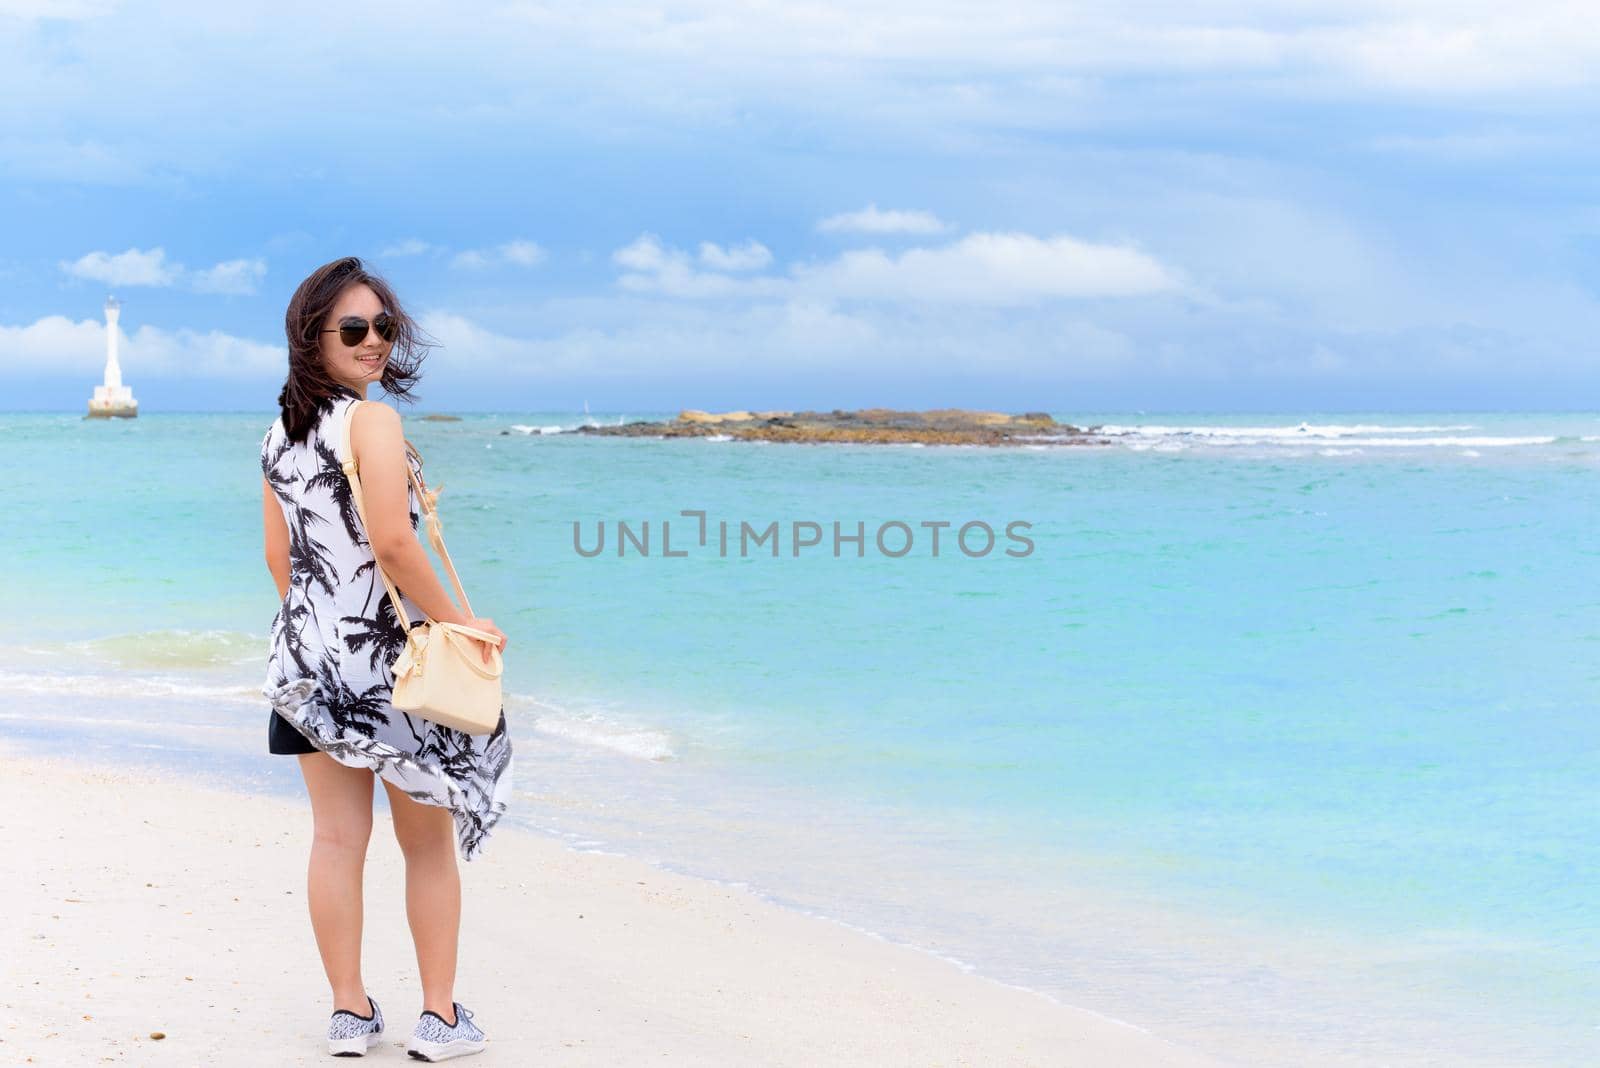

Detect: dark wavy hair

[277,256,431,442]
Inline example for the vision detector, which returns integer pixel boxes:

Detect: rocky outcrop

[568,408,1107,446]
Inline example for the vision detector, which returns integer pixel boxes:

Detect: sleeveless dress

[259,392,514,862]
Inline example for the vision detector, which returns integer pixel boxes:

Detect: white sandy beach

[2,737,1226,1067]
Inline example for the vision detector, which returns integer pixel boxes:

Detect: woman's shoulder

[349,396,401,417]
[348,397,407,436]
[346,398,412,465]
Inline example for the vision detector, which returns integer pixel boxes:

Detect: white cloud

[499,239,544,266]
[612,233,669,273]
[1306,13,1596,93]
[608,3,1600,94]
[0,314,106,373]
[795,232,1179,303]
[380,238,437,258]
[613,229,1180,305]
[0,313,282,378]
[191,257,266,295]
[124,324,285,377]
[405,296,1138,385]
[417,301,880,379]
[817,204,951,235]
[450,240,545,270]
[697,239,772,271]
[58,247,268,294]
[9,5,1595,196]
[60,247,179,287]
[613,233,779,298]
[1,0,1597,226]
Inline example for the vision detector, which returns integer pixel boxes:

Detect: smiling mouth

[356,354,384,364]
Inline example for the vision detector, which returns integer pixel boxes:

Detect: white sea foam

[509,415,632,434]
[507,693,676,761]
[1113,431,1552,449]
[705,433,733,442]
[0,669,260,703]
[0,707,248,732]
[1316,436,1553,448]
[530,713,676,761]
[0,666,680,761]
[1097,422,1477,439]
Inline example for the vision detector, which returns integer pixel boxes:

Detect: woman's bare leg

[297,751,375,1015]
[381,776,461,1023]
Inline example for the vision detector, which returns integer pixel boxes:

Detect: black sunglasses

[321,313,398,348]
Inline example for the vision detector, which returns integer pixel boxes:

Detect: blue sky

[3,1,1598,412]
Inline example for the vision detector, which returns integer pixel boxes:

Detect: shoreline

[1,631,1570,1066]
[3,735,1225,1066]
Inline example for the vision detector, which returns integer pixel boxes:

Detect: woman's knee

[392,821,453,860]
[300,752,375,854]
[383,783,454,857]
[312,812,374,855]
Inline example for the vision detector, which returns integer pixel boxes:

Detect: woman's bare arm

[263,477,291,602]
[348,400,473,626]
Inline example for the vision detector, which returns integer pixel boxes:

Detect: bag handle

[406,442,476,620]
[337,398,476,633]
[391,621,504,680]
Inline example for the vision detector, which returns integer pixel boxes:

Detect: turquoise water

[4,409,1599,1065]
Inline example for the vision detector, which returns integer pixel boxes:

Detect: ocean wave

[0,708,251,733]
[0,668,261,703]
[505,693,675,761]
[1097,422,1477,439]
[1312,436,1554,448]
[1117,433,1552,449]
[0,666,680,761]
[60,628,263,670]
[531,716,676,761]
[509,415,634,435]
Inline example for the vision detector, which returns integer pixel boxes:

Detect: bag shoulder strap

[338,399,476,627]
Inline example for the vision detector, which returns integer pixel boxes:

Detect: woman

[259,256,514,1060]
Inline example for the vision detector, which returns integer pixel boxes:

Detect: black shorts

[268,709,319,755]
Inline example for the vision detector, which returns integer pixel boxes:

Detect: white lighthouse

[87,295,137,418]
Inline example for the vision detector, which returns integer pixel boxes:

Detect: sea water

[3,409,1598,1065]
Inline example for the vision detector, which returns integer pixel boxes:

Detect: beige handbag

[338,400,504,735]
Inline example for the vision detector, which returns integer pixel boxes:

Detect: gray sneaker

[327,994,384,1057]
[406,1001,487,1061]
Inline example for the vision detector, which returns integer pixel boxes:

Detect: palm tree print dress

[260,392,514,861]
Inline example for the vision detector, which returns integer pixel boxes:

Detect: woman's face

[318,283,393,392]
